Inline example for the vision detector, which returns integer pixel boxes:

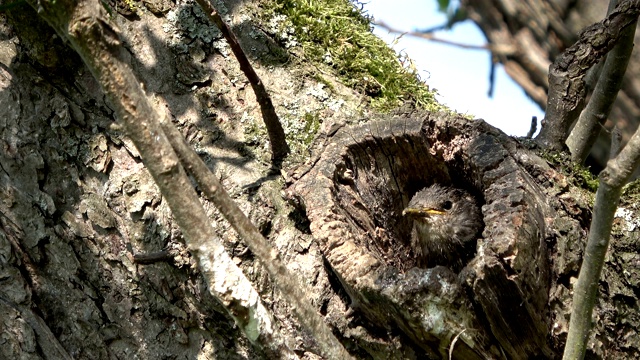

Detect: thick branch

[535,0,640,151]
[26,0,296,357]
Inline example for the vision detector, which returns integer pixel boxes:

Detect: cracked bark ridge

[290,113,561,359]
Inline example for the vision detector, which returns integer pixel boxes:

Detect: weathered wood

[290,112,569,358]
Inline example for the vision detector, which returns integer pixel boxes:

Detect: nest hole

[333,128,484,272]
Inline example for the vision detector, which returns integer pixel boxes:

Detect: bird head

[402,184,482,268]
[402,184,461,220]
[402,184,482,242]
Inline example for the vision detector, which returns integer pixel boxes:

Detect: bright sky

[363,0,545,136]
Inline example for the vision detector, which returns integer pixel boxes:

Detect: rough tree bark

[288,111,640,358]
[288,113,559,358]
[2,0,640,359]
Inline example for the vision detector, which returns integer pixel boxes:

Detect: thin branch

[580,0,621,99]
[562,102,640,360]
[375,21,516,55]
[526,116,537,138]
[561,3,640,358]
[610,126,623,159]
[26,0,297,357]
[574,0,619,111]
[160,119,354,360]
[416,23,450,34]
[566,2,636,163]
[195,0,290,164]
[535,0,640,151]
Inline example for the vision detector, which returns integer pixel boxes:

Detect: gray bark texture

[2,0,640,359]
[461,0,640,168]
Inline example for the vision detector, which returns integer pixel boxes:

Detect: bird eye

[442,201,453,210]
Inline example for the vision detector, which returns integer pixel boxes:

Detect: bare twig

[195,0,290,164]
[133,249,174,264]
[562,103,640,360]
[535,0,640,151]
[526,116,537,138]
[160,119,354,360]
[26,0,297,357]
[375,21,516,55]
[566,0,636,163]
[487,58,496,97]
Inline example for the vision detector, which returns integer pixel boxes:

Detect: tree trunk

[2,0,640,359]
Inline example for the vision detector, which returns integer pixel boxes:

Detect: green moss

[123,0,137,12]
[622,178,640,198]
[312,73,336,93]
[302,112,321,145]
[575,168,599,192]
[263,0,445,112]
[540,149,599,192]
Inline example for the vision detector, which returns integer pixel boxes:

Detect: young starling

[402,184,483,270]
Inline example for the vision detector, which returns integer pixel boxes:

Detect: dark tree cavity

[290,112,597,358]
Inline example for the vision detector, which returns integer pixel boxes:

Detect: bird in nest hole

[402,184,483,270]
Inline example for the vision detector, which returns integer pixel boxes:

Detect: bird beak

[402,208,446,217]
